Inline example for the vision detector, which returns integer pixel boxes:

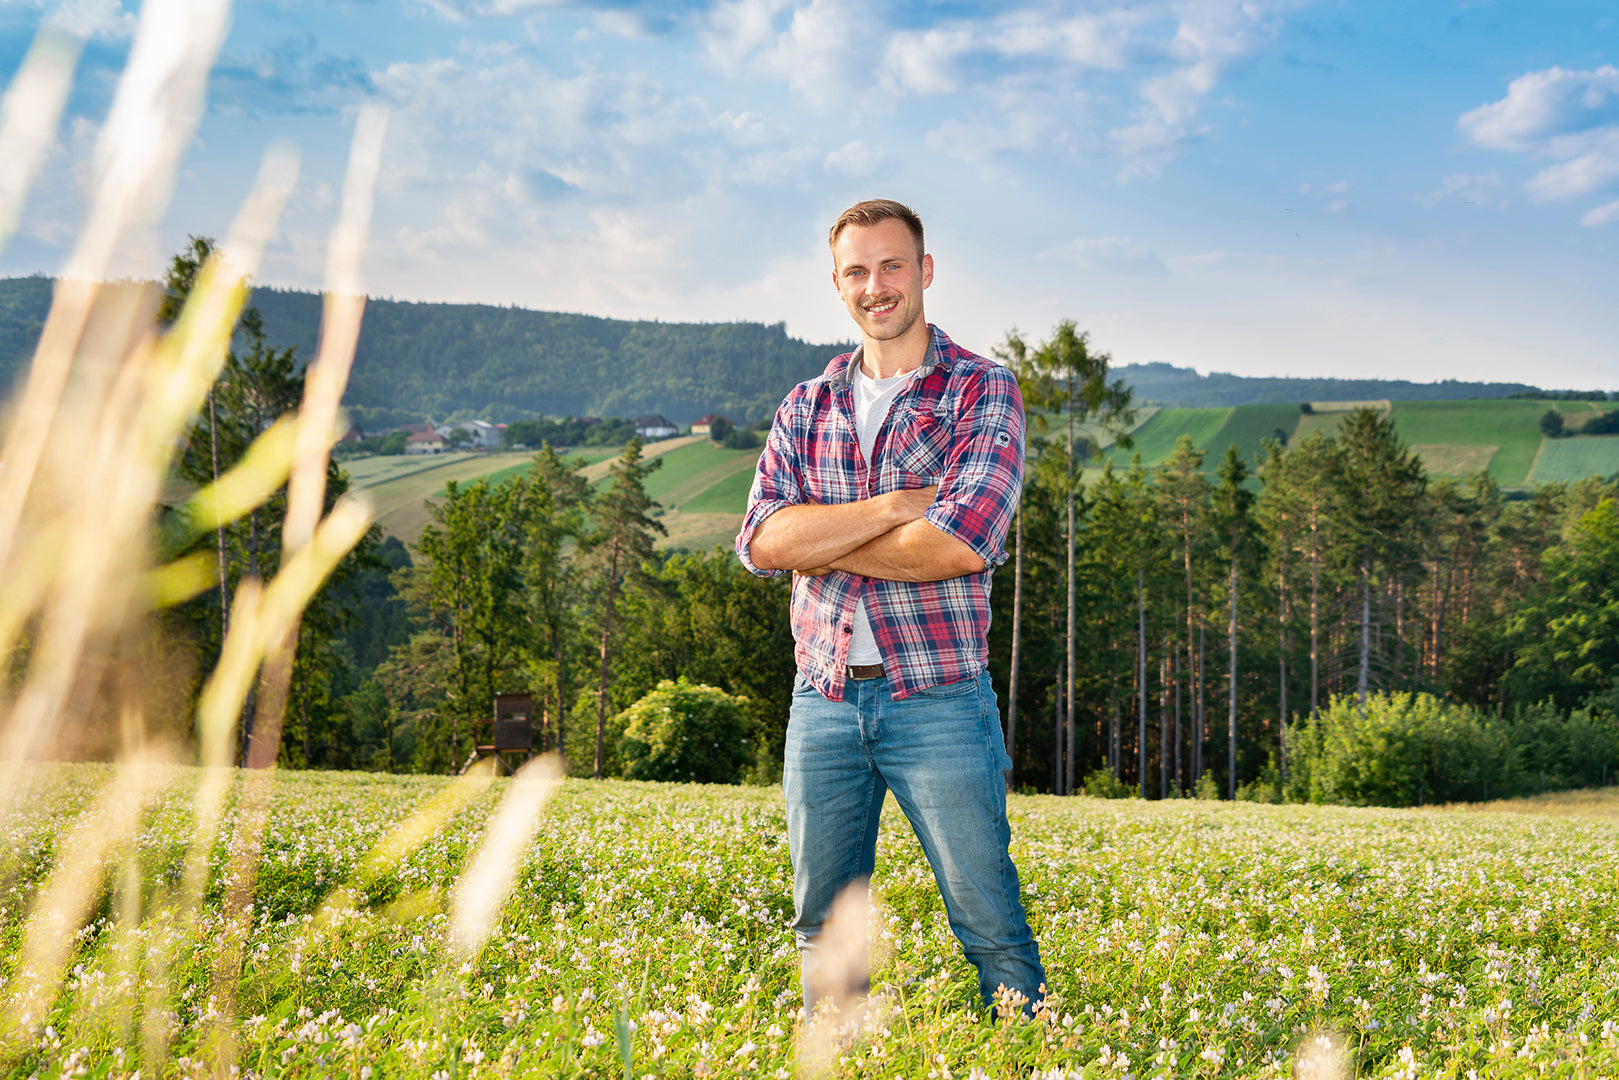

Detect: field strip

[661,453,763,509]
[577,435,702,485]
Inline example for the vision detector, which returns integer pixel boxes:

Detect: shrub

[1193,772,1220,800]
[616,678,758,784]
[1236,755,1283,803]
[1301,692,1518,806]
[1080,766,1132,799]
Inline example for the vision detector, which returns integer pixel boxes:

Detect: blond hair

[828,199,924,260]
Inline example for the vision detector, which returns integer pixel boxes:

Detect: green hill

[1094,399,1619,489]
[0,276,849,428]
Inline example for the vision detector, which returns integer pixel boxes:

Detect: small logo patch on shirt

[994,430,1011,447]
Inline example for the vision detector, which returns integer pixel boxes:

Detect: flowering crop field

[3,764,1619,1079]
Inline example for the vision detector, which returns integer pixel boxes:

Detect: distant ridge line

[1116,361,1544,409]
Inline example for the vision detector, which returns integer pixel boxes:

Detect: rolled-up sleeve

[735,399,803,577]
[923,364,1024,570]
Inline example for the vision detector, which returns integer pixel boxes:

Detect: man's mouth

[863,297,899,316]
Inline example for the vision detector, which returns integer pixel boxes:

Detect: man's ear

[922,253,934,289]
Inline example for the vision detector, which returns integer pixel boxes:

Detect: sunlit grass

[5,768,1619,1077]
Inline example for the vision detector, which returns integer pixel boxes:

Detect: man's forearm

[816,519,985,582]
[749,486,936,571]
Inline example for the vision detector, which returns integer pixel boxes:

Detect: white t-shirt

[847,361,917,665]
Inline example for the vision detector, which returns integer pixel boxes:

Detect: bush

[1235,755,1282,803]
[1509,700,1619,790]
[615,678,758,784]
[1080,766,1132,799]
[1300,692,1518,806]
[1193,772,1220,800]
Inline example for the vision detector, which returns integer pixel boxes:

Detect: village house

[405,429,446,454]
[634,414,678,441]
[691,413,730,436]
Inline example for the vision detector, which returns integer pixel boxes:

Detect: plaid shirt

[736,324,1024,701]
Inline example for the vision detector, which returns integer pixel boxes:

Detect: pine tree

[1212,444,1255,797]
[582,438,665,779]
[1000,322,1134,793]
[1335,410,1426,704]
[1155,435,1209,789]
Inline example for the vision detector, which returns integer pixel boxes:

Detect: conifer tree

[1000,322,1134,793]
[1212,444,1255,797]
[1335,410,1426,704]
[583,438,665,779]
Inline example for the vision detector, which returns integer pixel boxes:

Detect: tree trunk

[1053,662,1063,794]
[594,537,623,779]
[1005,507,1023,788]
[1159,636,1170,799]
[1137,563,1148,799]
[1173,636,1182,795]
[1357,551,1372,706]
[1065,428,1077,799]
[1309,528,1322,717]
[1228,552,1238,800]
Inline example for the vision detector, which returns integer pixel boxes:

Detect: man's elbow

[749,536,785,571]
[947,544,986,577]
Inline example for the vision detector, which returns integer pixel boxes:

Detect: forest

[0,275,844,428]
[155,287,1619,805]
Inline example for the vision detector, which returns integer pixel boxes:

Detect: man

[735,198,1045,1015]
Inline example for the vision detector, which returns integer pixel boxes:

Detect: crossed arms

[746,486,985,583]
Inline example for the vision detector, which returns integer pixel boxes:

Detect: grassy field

[1088,398,1619,489]
[5,765,1619,1078]
[342,452,537,545]
[1528,435,1619,484]
[1384,401,1546,486]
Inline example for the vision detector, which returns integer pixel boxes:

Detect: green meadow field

[5,764,1619,1078]
[1104,399,1619,489]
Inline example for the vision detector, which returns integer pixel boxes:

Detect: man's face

[831,219,933,344]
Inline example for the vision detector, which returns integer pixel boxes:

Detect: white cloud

[43,0,136,41]
[1108,0,1301,181]
[881,28,973,95]
[1414,172,1507,209]
[1040,235,1168,277]
[702,0,1304,177]
[701,0,789,77]
[1580,198,1619,227]
[1522,132,1619,201]
[1458,65,1619,152]
[1460,66,1619,216]
[823,140,881,176]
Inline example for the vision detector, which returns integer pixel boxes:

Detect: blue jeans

[783,669,1046,1012]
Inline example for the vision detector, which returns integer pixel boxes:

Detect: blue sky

[2,0,1616,389]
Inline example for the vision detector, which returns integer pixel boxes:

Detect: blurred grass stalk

[0,0,385,1069]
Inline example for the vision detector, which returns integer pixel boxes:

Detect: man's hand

[749,485,938,572]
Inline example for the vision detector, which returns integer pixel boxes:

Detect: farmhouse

[435,419,503,448]
[405,430,446,454]
[691,413,730,436]
[635,414,678,441]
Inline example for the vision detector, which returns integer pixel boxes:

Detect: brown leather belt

[847,664,886,681]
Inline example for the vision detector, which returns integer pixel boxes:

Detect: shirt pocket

[888,406,951,484]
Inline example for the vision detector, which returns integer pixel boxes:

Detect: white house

[405,430,446,454]
[635,414,678,440]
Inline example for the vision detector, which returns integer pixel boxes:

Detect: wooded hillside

[0,276,847,426]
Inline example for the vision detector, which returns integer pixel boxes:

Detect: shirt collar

[831,324,950,390]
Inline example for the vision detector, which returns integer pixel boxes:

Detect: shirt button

[841,625,852,634]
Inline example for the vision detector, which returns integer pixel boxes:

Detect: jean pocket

[911,675,979,701]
